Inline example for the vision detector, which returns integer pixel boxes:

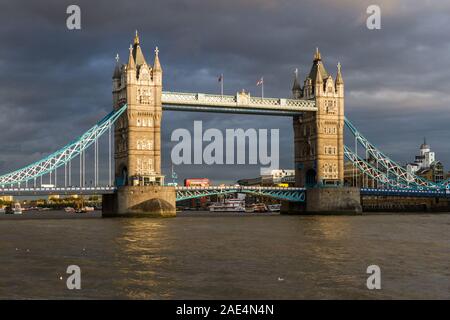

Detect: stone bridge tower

[292,49,344,187]
[112,31,163,187]
[290,49,361,214]
[104,32,175,217]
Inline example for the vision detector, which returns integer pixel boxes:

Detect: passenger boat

[209,198,246,212]
[252,203,268,213]
[244,203,269,213]
[65,207,76,213]
[245,206,255,213]
[75,206,95,213]
[12,203,22,215]
[0,207,5,214]
[268,204,281,212]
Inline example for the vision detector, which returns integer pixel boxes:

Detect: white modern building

[405,138,446,183]
[261,169,295,184]
[238,169,295,186]
[406,138,435,176]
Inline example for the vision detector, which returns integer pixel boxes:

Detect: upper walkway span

[161,91,317,116]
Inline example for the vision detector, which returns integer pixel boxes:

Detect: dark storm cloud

[0,0,449,183]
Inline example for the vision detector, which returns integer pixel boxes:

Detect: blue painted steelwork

[344,145,413,189]
[344,117,440,189]
[438,178,450,189]
[175,186,306,202]
[0,186,116,196]
[1,96,447,198]
[0,105,128,187]
[360,188,450,198]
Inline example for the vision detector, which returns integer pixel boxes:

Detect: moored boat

[12,203,22,215]
[268,204,281,212]
[209,198,246,212]
[245,206,255,213]
[252,203,268,213]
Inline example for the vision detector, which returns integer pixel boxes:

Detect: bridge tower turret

[293,48,345,187]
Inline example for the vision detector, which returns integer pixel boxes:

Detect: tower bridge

[1,32,449,216]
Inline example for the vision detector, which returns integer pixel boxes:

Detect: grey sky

[0,0,449,184]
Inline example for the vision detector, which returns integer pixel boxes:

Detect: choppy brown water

[0,213,449,299]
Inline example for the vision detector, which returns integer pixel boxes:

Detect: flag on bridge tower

[218,74,224,96]
[256,77,264,98]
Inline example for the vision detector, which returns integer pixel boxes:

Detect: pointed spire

[313,57,324,96]
[134,30,140,45]
[421,137,429,149]
[153,46,161,71]
[292,68,301,95]
[336,62,344,85]
[315,62,323,84]
[134,45,147,66]
[127,44,136,70]
[314,47,322,62]
[131,30,147,66]
[309,47,328,83]
[113,53,121,79]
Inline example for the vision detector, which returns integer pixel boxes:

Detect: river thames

[0,213,449,299]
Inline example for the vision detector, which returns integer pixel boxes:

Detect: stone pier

[282,187,362,215]
[102,186,176,217]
